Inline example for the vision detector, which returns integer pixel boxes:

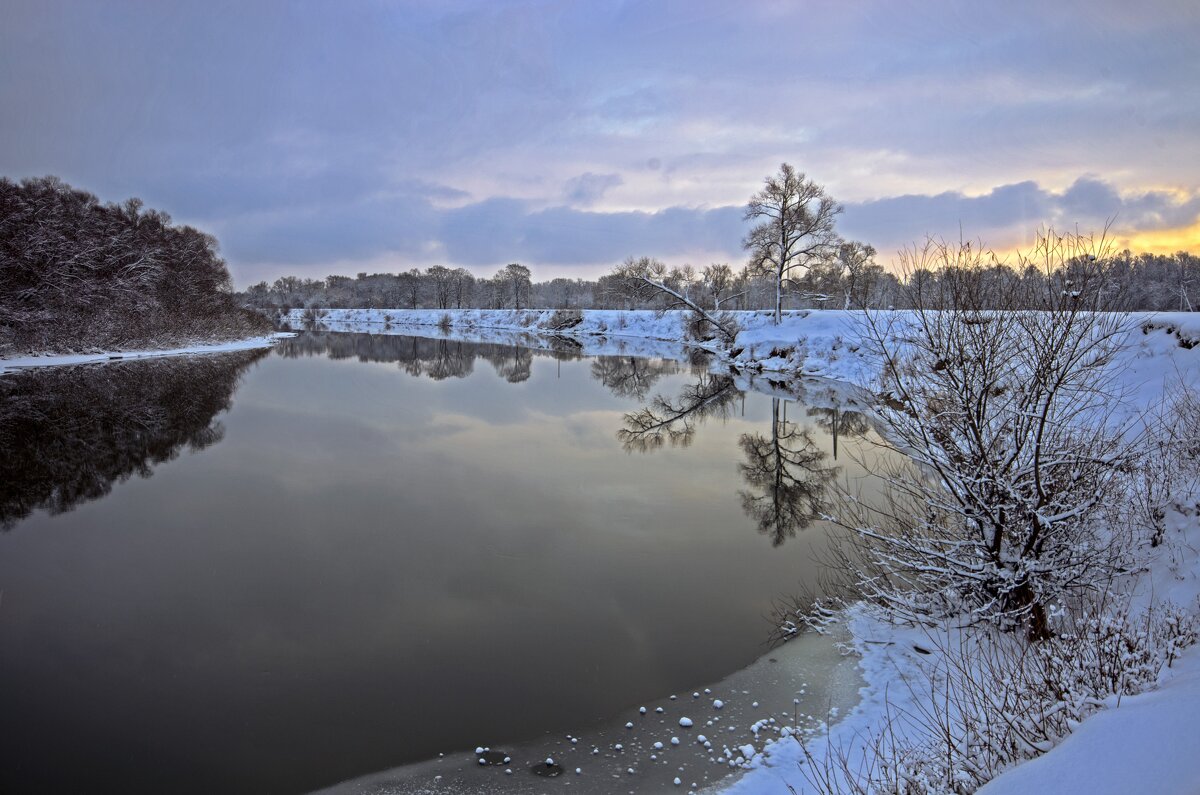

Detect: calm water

[0,331,879,794]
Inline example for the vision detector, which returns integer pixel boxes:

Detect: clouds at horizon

[2,0,1198,284]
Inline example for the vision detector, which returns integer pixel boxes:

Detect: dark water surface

[0,332,877,794]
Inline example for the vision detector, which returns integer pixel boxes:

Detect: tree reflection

[482,343,533,383]
[738,398,838,546]
[618,370,841,546]
[0,350,267,530]
[617,373,739,452]
[275,332,581,384]
[590,356,680,400]
[805,406,870,460]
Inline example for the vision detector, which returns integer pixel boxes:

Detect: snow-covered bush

[1127,383,1200,546]
[793,230,1200,794]
[0,176,271,354]
[838,230,1136,640]
[798,599,1197,794]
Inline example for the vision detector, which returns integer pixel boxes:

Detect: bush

[798,599,1197,794]
[838,231,1133,640]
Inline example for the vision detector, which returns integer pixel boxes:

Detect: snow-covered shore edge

[0,331,296,373]
[287,307,875,379]
[287,306,1199,389]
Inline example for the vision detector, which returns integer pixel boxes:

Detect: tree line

[0,176,270,355]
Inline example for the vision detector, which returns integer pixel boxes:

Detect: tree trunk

[775,264,783,325]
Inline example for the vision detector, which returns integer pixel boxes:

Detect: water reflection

[283,332,857,547]
[617,374,855,546]
[275,331,581,383]
[739,398,838,546]
[807,406,871,461]
[0,331,887,794]
[589,355,677,400]
[617,373,740,451]
[0,350,267,530]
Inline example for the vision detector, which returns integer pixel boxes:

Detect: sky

[2,0,1198,287]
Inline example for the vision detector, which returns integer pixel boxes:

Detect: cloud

[562,172,624,205]
[841,178,1200,254]
[2,1,1197,282]
[219,173,1200,284]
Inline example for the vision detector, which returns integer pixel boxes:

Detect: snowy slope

[977,650,1200,795]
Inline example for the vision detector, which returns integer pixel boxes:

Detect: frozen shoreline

[0,332,296,374]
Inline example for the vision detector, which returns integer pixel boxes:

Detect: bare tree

[701,263,746,310]
[836,240,878,309]
[396,268,423,308]
[493,263,532,309]
[835,230,1137,640]
[426,265,454,309]
[743,163,843,323]
[450,267,475,308]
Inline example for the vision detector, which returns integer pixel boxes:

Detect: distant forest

[241,249,1198,314]
[0,176,270,355]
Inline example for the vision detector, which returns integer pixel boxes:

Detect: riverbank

[285,307,876,381]
[288,307,1200,420]
[0,332,295,373]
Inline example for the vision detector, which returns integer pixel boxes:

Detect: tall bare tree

[495,263,532,309]
[743,163,843,323]
[836,240,879,309]
[701,263,745,310]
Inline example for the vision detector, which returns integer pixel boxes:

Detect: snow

[978,651,1200,795]
[679,717,694,727]
[0,332,294,373]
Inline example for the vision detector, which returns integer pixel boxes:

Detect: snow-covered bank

[0,332,295,373]
[289,308,1200,417]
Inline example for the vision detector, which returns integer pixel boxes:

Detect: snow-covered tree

[743,163,843,323]
[836,230,1137,640]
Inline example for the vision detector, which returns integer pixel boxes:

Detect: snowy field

[290,307,1200,795]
